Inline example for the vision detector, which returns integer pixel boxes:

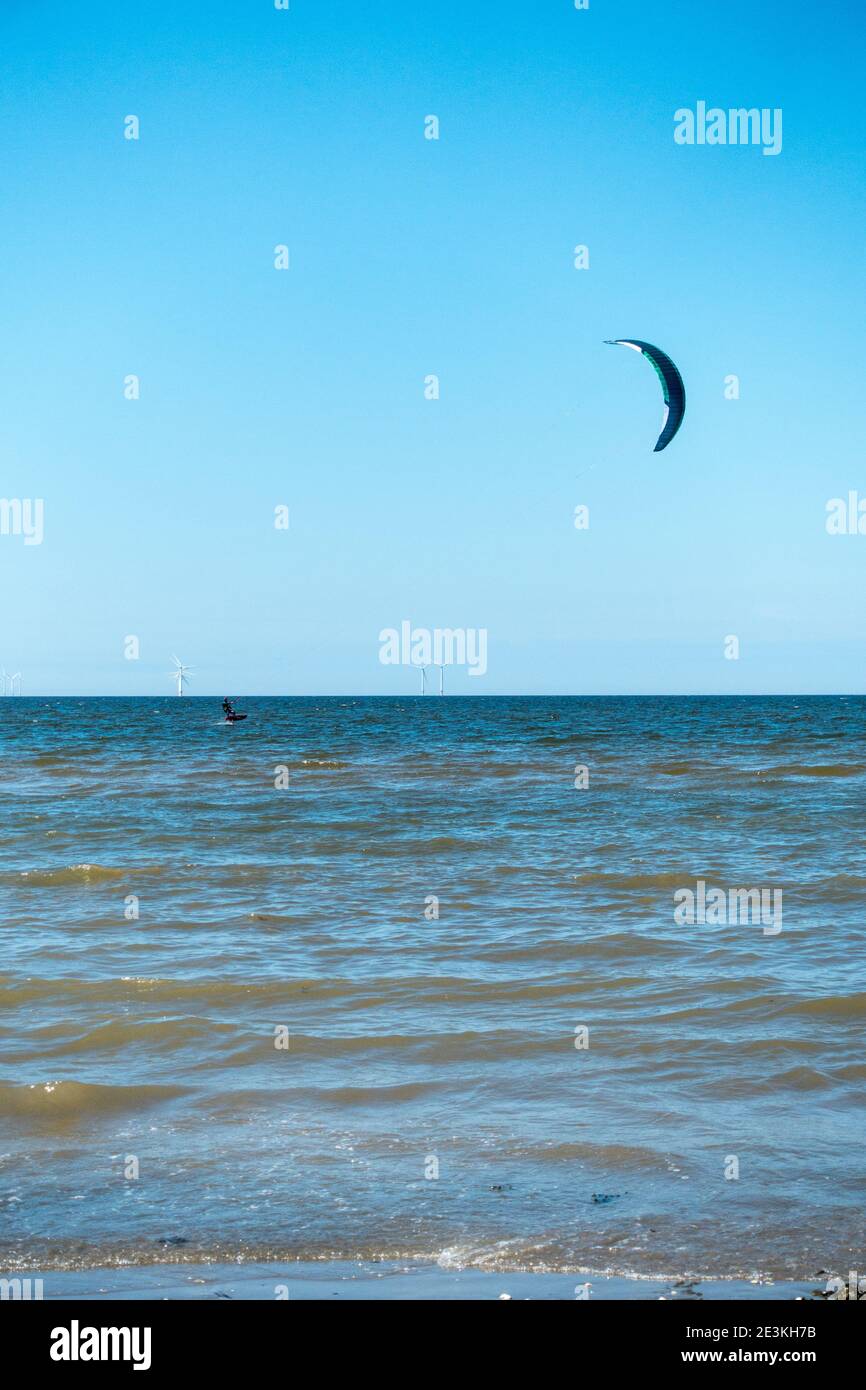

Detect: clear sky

[2,0,864,694]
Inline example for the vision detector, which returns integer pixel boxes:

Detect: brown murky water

[2,696,865,1281]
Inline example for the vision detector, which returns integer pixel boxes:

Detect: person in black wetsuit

[222,698,235,719]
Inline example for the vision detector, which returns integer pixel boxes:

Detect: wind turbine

[8,672,21,695]
[414,663,429,694]
[0,669,6,696]
[435,663,444,695]
[169,655,193,696]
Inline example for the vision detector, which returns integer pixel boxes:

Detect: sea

[2,696,864,1284]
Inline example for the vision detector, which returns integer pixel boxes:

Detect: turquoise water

[2,696,865,1280]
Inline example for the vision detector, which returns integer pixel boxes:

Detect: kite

[605,339,686,452]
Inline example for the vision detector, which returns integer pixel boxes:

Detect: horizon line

[1,693,862,701]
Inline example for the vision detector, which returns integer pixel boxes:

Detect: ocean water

[2,696,865,1282]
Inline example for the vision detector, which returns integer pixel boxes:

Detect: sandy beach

[33,1260,825,1302]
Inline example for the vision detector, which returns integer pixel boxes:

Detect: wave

[17,1017,235,1056]
[569,870,708,889]
[779,992,866,1021]
[496,1140,669,1169]
[17,864,130,886]
[0,1079,188,1118]
[0,968,692,1010]
[709,1065,834,1097]
[658,991,866,1025]
[194,1081,440,1112]
[655,761,710,776]
[755,763,864,779]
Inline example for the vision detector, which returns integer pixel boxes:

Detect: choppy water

[2,696,865,1281]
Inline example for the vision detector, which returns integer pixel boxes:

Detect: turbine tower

[0,668,6,696]
[414,663,429,694]
[8,672,21,695]
[169,655,193,696]
[436,663,444,695]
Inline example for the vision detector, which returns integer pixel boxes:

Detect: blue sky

[2,0,865,694]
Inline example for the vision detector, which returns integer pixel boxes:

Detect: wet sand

[35,1261,823,1301]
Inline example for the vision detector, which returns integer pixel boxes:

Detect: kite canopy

[605,339,686,452]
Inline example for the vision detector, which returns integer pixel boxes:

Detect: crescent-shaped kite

[605,339,686,452]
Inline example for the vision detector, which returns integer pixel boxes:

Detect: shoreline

[21,1261,826,1302]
